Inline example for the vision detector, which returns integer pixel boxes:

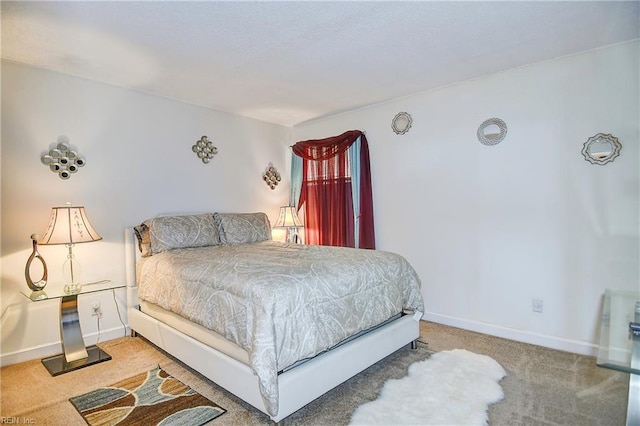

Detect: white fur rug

[350,349,506,426]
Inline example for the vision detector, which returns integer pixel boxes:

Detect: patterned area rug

[69,366,226,425]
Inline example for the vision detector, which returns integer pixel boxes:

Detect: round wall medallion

[477,118,507,146]
[392,112,412,135]
[581,133,621,165]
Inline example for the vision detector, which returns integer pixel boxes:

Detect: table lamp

[274,205,303,244]
[38,204,102,293]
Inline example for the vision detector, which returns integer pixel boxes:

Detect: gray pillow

[147,213,220,254]
[214,212,272,245]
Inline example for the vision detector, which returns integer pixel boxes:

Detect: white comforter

[137,241,423,416]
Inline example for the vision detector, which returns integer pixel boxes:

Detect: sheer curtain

[291,130,375,249]
[349,139,361,248]
[290,153,303,211]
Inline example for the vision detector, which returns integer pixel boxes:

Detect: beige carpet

[0,321,630,425]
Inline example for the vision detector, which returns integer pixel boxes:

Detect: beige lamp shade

[38,206,102,245]
[274,206,303,228]
[274,206,303,244]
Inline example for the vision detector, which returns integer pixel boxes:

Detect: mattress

[140,299,403,374]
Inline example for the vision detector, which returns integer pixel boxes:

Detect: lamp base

[286,228,302,244]
[64,283,82,294]
[41,345,111,376]
[62,251,82,291]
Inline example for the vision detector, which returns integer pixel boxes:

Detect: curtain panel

[292,130,375,249]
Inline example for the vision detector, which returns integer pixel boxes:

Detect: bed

[125,212,424,422]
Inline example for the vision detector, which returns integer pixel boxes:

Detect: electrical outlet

[92,303,103,318]
[532,298,543,313]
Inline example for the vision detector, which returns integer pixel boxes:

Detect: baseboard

[424,312,599,357]
[3,314,599,365]
[0,326,130,367]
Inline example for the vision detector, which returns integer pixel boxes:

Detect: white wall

[2,41,638,365]
[1,61,290,364]
[293,41,640,355]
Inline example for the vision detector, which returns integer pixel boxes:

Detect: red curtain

[292,130,375,249]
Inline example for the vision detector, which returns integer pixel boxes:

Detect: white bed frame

[124,228,420,422]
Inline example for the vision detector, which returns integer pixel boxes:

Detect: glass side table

[21,280,126,376]
[597,289,640,426]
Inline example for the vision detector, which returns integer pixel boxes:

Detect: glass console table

[597,289,640,426]
[21,280,126,376]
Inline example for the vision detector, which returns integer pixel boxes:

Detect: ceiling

[2,1,638,127]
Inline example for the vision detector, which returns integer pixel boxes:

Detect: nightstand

[21,280,126,376]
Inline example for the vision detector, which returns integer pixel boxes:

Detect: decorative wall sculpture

[192,136,218,164]
[41,141,86,180]
[262,165,281,190]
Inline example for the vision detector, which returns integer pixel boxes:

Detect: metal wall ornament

[41,142,86,179]
[392,112,412,135]
[477,118,508,146]
[262,165,281,190]
[192,135,218,164]
[581,133,621,165]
